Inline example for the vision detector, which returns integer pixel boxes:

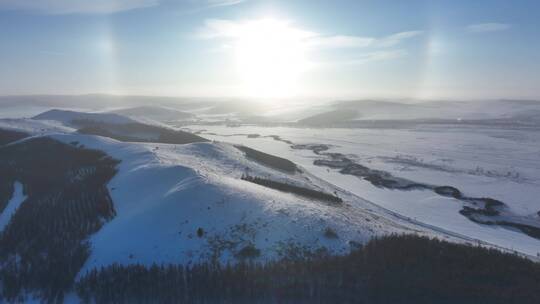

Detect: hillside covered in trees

[76,234,540,304]
[0,129,28,146]
[0,135,119,302]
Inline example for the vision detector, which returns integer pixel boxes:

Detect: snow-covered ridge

[40,133,437,275]
[34,109,136,125]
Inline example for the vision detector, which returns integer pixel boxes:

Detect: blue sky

[0,0,539,99]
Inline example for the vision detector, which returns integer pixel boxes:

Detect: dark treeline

[241,174,342,203]
[235,145,298,173]
[75,120,208,144]
[0,137,119,302]
[0,128,28,146]
[76,234,540,304]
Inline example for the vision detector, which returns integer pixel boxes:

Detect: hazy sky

[1,0,539,99]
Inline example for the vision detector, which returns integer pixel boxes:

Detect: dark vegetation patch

[434,185,462,198]
[75,120,208,145]
[323,227,339,239]
[0,129,30,211]
[0,137,119,302]
[197,227,205,238]
[460,211,540,239]
[262,135,294,145]
[0,128,29,146]
[241,174,342,203]
[460,206,499,217]
[501,222,540,239]
[234,244,261,259]
[235,145,297,173]
[76,235,540,304]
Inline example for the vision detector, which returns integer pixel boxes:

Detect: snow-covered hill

[49,133,434,274]
[34,109,135,126]
[0,118,452,276]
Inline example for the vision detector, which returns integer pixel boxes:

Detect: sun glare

[234,19,310,99]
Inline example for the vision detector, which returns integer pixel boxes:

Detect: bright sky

[1,0,539,100]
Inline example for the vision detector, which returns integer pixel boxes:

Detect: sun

[234,18,310,99]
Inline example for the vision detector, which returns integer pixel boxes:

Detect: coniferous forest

[241,174,342,203]
[0,129,28,146]
[0,134,119,302]
[76,234,540,304]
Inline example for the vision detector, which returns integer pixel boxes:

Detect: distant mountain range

[297,99,540,126]
[3,95,540,127]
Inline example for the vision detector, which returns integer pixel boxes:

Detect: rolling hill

[0,117,447,301]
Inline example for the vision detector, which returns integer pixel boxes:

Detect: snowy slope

[0,182,26,233]
[0,118,74,135]
[44,133,443,277]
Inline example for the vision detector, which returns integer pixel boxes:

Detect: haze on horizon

[1,0,539,100]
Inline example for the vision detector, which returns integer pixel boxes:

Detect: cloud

[196,18,421,69]
[466,23,511,33]
[355,49,407,63]
[308,35,375,48]
[0,0,159,14]
[196,18,317,40]
[196,19,243,39]
[308,31,421,49]
[177,0,246,15]
[325,50,408,66]
[375,31,423,47]
[197,18,422,50]
[204,0,245,8]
